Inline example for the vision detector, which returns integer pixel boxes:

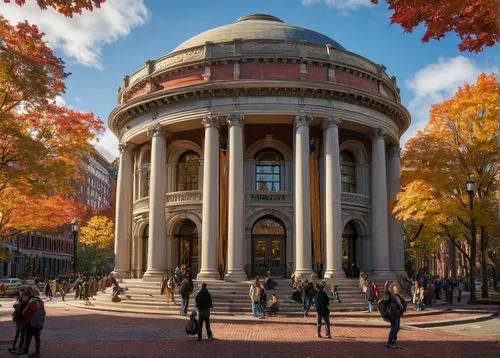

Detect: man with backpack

[301,279,314,317]
[21,287,45,357]
[315,283,331,338]
[378,281,406,349]
[195,283,213,341]
[180,273,194,316]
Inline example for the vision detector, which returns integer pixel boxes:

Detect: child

[331,285,342,303]
[185,311,198,336]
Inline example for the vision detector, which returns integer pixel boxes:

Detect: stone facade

[109,15,410,281]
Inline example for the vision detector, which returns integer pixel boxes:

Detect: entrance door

[176,220,198,277]
[251,216,286,277]
[342,221,357,277]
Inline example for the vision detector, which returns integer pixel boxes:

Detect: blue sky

[1,0,497,160]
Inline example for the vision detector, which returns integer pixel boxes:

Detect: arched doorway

[142,224,148,274]
[342,221,358,277]
[175,220,199,277]
[251,216,286,277]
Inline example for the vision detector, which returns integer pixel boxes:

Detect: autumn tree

[0,16,103,239]
[371,0,499,52]
[395,73,498,300]
[77,215,114,273]
[4,0,105,17]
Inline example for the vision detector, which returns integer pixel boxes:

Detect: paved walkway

[0,301,498,358]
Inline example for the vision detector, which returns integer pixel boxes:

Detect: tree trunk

[481,248,489,298]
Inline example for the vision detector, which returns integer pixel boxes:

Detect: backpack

[377,297,392,322]
[185,318,198,335]
[303,282,313,295]
[259,288,267,304]
[30,302,45,330]
[366,284,374,301]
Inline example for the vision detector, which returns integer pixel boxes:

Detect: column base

[142,269,167,282]
[293,269,314,280]
[324,269,346,280]
[370,270,397,284]
[224,269,248,282]
[112,269,131,282]
[197,269,220,281]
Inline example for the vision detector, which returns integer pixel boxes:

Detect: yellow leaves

[79,215,114,250]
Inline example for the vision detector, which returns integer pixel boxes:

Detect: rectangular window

[256,165,280,191]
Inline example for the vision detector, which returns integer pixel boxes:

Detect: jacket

[412,287,424,303]
[315,289,330,316]
[22,296,45,325]
[180,279,190,299]
[249,284,262,302]
[196,288,213,312]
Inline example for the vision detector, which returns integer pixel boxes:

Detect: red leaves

[4,0,105,17]
[371,0,498,52]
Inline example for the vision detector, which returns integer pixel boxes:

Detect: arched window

[255,148,283,192]
[340,150,356,193]
[177,151,200,191]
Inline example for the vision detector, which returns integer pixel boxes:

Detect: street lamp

[71,218,79,283]
[466,175,476,304]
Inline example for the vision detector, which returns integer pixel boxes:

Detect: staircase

[73,277,370,316]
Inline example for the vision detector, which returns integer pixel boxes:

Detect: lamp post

[466,176,476,304]
[71,218,79,283]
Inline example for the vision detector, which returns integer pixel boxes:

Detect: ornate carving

[165,190,202,204]
[388,146,401,158]
[371,128,384,140]
[227,113,244,127]
[147,123,164,137]
[341,192,370,208]
[294,113,312,128]
[118,142,134,153]
[155,48,205,71]
[129,67,148,86]
[322,116,341,129]
[202,115,219,128]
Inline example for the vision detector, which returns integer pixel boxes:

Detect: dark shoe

[207,336,214,341]
[386,344,397,349]
[316,334,322,338]
[325,334,332,339]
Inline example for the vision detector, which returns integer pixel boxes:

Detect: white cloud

[402,56,497,145]
[0,0,149,69]
[55,95,66,107]
[302,0,372,11]
[93,128,119,162]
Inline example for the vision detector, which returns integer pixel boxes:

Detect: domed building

[109,14,410,282]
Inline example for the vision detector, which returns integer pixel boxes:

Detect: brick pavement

[0,306,498,358]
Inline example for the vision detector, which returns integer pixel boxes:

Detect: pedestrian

[301,279,314,317]
[365,279,375,313]
[315,283,331,338]
[266,294,279,316]
[381,281,406,349]
[165,275,176,304]
[180,273,193,316]
[8,289,29,354]
[457,280,464,303]
[249,278,263,317]
[59,281,68,302]
[412,281,424,311]
[44,281,52,300]
[434,277,442,300]
[359,272,368,292]
[331,285,342,303]
[264,271,277,294]
[21,286,46,357]
[195,282,213,341]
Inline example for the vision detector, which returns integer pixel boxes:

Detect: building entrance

[251,216,286,277]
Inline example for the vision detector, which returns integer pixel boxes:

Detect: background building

[1,148,116,278]
[109,14,410,282]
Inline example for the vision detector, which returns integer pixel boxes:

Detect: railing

[246,191,292,203]
[165,190,202,205]
[341,192,370,208]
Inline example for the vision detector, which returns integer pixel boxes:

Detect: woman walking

[383,281,406,349]
[249,278,262,317]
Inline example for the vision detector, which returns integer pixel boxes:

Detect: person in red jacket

[21,287,45,358]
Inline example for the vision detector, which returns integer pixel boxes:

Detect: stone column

[198,115,220,280]
[293,114,313,279]
[388,146,406,277]
[143,124,168,281]
[113,142,134,279]
[371,128,392,280]
[323,117,345,279]
[225,114,247,281]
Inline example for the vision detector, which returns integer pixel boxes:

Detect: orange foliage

[371,0,499,52]
[4,0,105,17]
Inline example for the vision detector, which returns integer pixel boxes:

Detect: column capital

[118,142,135,153]
[388,146,401,158]
[202,115,220,128]
[371,128,385,141]
[227,113,244,127]
[322,116,341,129]
[295,113,313,128]
[146,123,168,138]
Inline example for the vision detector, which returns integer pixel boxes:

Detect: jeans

[367,299,374,312]
[197,311,213,339]
[316,313,331,336]
[12,321,25,349]
[181,297,189,316]
[23,327,41,356]
[387,315,400,345]
[302,294,312,316]
[458,290,462,303]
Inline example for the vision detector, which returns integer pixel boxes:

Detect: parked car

[0,278,22,296]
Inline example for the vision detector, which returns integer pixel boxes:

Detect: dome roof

[173,14,345,52]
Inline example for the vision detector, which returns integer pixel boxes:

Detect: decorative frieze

[341,192,370,208]
[165,190,203,204]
